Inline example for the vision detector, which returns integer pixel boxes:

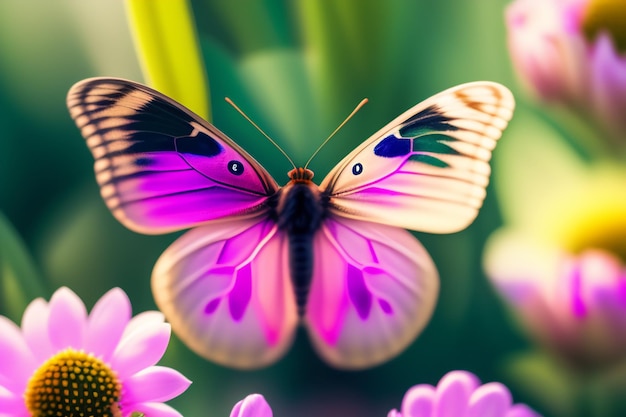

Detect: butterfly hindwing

[151,216,298,369]
[321,82,515,234]
[67,78,279,234]
[305,217,439,369]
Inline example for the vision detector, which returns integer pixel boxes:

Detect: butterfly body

[68,78,514,369]
[274,168,327,314]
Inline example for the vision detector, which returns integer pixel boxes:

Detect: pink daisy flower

[0,287,191,417]
[387,371,541,417]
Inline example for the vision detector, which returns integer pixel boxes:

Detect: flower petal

[433,371,479,417]
[0,316,35,393]
[505,404,542,417]
[466,382,512,417]
[230,394,273,417]
[400,384,436,417]
[110,322,171,379]
[47,287,87,350]
[590,34,626,137]
[21,298,53,363]
[121,311,165,339]
[131,401,184,417]
[84,287,131,362]
[0,376,28,416]
[123,366,191,404]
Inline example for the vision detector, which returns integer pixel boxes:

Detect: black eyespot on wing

[352,163,363,175]
[228,160,244,175]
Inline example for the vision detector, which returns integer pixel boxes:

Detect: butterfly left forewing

[67,78,279,234]
[321,82,514,234]
[304,216,439,369]
[151,216,298,369]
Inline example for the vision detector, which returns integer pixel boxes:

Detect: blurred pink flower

[230,394,273,417]
[484,132,626,369]
[387,371,541,417]
[487,242,626,370]
[0,287,191,417]
[506,0,626,142]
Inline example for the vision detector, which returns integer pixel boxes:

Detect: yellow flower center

[24,348,121,417]
[540,166,626,262]
[564,210,626,261]
[582,0,626,53]
[554,201,626,262]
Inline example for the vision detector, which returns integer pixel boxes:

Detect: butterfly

[67,78,514,369]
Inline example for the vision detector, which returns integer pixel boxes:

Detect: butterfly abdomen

[277,180,326,315]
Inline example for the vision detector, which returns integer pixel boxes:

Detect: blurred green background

[0,0,559,416]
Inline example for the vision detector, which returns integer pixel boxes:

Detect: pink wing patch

[67,78,278,234]
[151,216,298,369]
[305,217,439,369]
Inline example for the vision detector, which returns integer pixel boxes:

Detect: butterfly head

[288,167,314,183]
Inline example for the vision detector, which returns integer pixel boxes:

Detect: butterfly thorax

[275,170,327,315]
[287,167,314,182]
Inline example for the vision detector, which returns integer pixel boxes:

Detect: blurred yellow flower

[484,112,626,370]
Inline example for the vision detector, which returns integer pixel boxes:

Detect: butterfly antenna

[304,98,368,169]
[225,97,297,170]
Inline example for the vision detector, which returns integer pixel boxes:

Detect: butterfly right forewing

[320,82,515,234]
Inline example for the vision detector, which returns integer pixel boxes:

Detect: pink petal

[131,401,184,417]
[401,385,436,417]
[110,322,171,380]
[591,34,626,135]
[84,288,131,362]
[387,410,402,417]
[123,366,191,403]
[0,316,35,393]
[21,298,53,362]
[433,371,479,417]
[0,384,28,416]
[230,394,273,417]
[0,410,30,417]
[47,287,87,350]
[466,382,513,417]
[505,404,542,417]
[578,250,623,309]
[121,311,165,339]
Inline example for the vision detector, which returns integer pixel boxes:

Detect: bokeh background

[1,1,625,416]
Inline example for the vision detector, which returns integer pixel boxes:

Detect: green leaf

[504,350,578,417]
[492,106,589,229]
[237,49,322,163]
[126,0,211,120]
[0,213,47,322]
[296,0,402,122]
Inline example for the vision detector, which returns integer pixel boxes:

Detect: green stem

[125,0,210,120]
